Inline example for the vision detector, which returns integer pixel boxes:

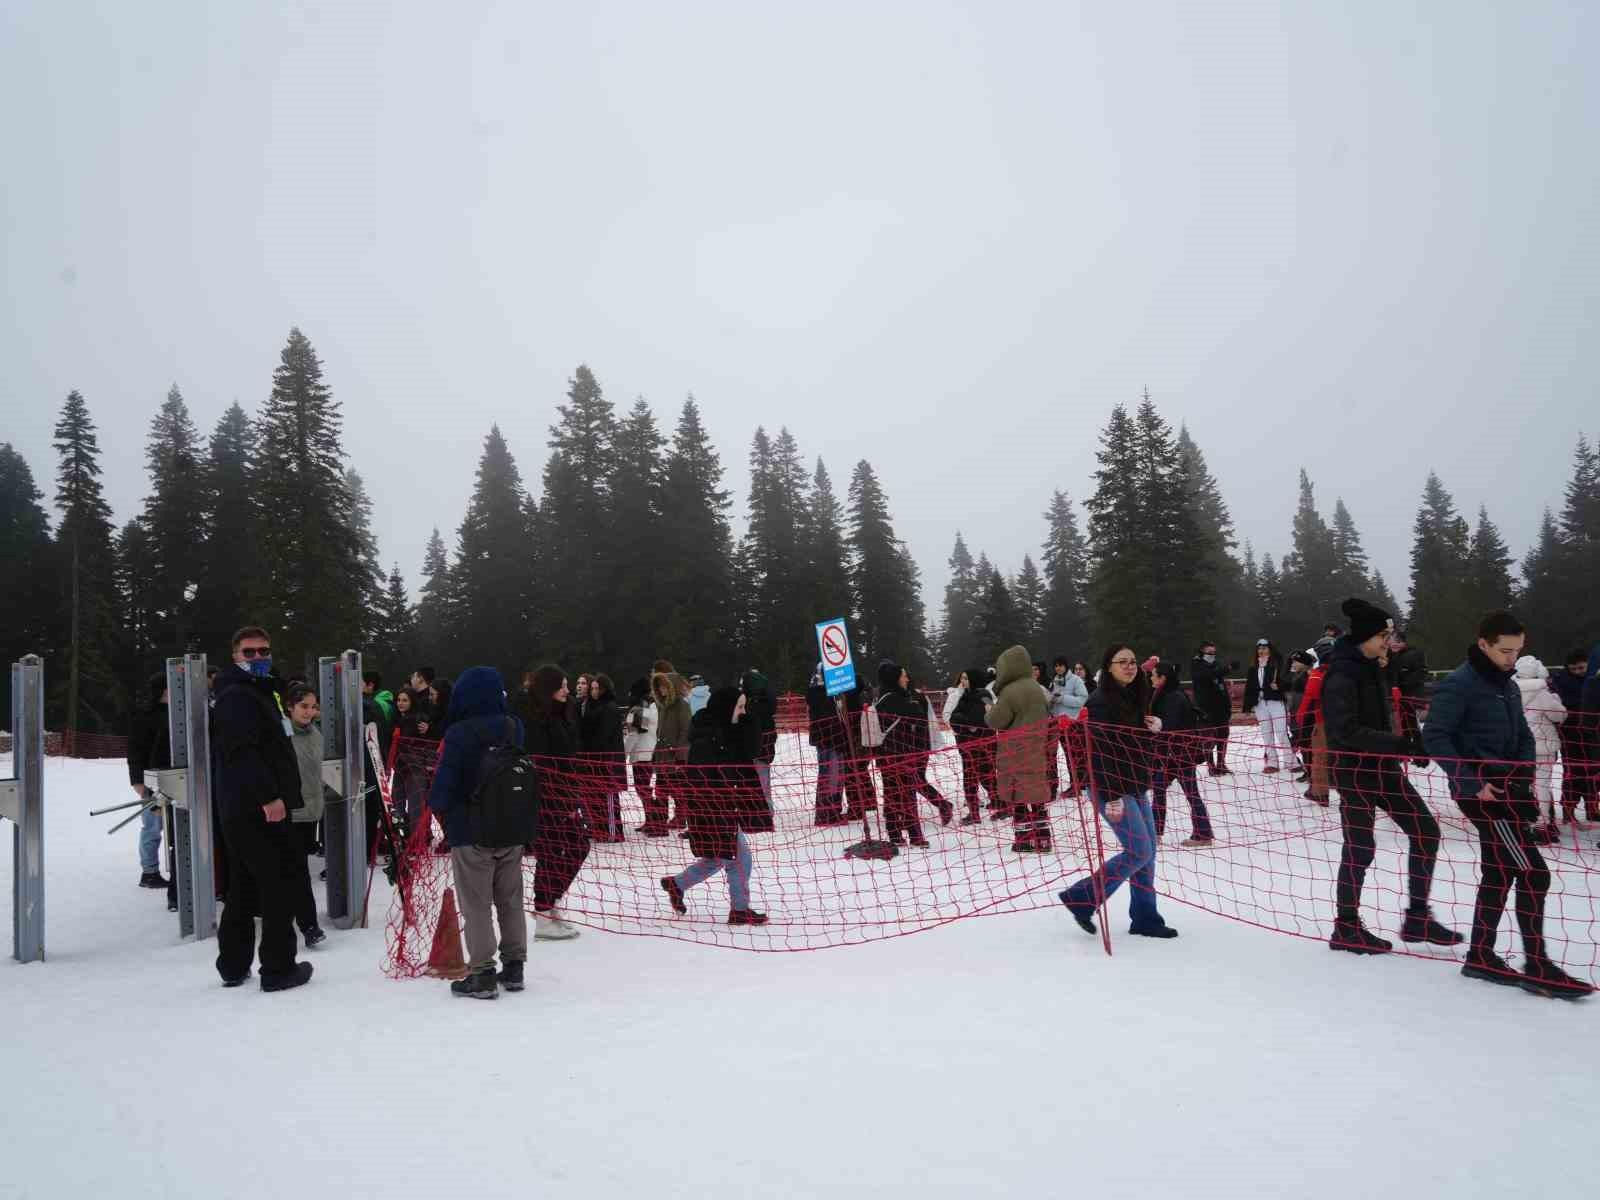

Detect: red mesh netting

[381,697,1600,985]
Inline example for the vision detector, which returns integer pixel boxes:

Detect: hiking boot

[1520,957,1596,1001]
[261,962,314,993]
[302,927,327,949]
[1129,921,1179,939]
[1461,950,1520,988]
[908,834,930,848]
[1180,836,1215,848]
[1304,789,1329,806]
[498,959,525,992]
[1058,891,1096,935]
[934,799,954,826]
[533,910,581,940]
[727,909,769,926]
[450,968,498,999]
[1399,908,1464,947]
[139,871,169,889]
[1329,922,1392,955]
[661,876,687,914]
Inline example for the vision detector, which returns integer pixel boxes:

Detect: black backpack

[468,718,540,848]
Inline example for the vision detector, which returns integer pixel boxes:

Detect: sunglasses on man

[239,646,272,659]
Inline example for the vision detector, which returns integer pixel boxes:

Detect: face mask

[1203,654,1216,664]
[247,657,273,678]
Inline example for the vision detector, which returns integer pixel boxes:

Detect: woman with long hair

[1057,644,1177,938]
[580,674,626,842]
[943,666,997,825]
[660,686,772,924]
[522,665,591,941]
[1243,638,1290,773]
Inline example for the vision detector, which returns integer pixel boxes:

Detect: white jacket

[1514,659,1566,758]
[623,701,658,762]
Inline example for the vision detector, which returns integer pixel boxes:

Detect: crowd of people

[122,600,1600,1004]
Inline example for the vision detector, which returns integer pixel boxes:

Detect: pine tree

[847,460,923,670]
[191,403,261,660]
[52,391,121,733]
[369,564,416,678]
[1328,498,1371,602]
[605,397,669,678]
[451,427,534,681]
[539,365,619,666]
[1463,505,1515,621]
[940,532,980,676]
[655,396,735,677]
[414,527,457,669]
[114,517,160,706]
[1011,555,1045,647]
[1256,553,1289,650]
[1279,470,1339,638]
[0,443,58,728]
[1174,425,1240,655]
[1407,472,1473,659]
[1518,509,1565,655]
[253,329,362,671]
[345,470,387,647]
[742,426,812,686]
[1553,434,1600,653]
[1085,404,1151,651]
[1369,570,1403,626]
[1039,491,1090,659]
[803,457,854,644]
[140,385,204,656]
[971,568,1025,662]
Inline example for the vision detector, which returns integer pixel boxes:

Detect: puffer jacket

[986,645,1050,808]
[681,686,772,859]
[1047,671,1089,720]
[1514,657,1566,760]
[1321,637,1411,796]
[1422,646,1536,821]
[426,667,526,849]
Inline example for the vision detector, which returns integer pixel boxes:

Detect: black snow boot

[727,909,769,926]
[302,927,327,949]
[261,962,314,993]
[1460,950,1520,988]
[1329,921,1393,955]
[660,876,687,914]
[139,871,169,889]
[450,967,499,999]
[1129,921,1179,939]
[1059,890,1096,935]
[498,959,525,992]
[1399,908,1464,947]
[1520,958,1596,1001]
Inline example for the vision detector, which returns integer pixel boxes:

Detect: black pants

[531,802,592,912]
[216,816,300,982]
[957,742,996,815]
[916,754,945,808]
[291,821,320,934]
[1334,772,1439,926]
[1468,815,1548,960]
[1150,761,1214,840]
[881,762,923,842]
[1204,723,1230,769]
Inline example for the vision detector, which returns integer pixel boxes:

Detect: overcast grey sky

[4,2,1596,625]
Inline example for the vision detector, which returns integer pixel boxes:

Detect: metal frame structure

[318,649,367,930]
[151,654,217,941]
[2,655,45,962]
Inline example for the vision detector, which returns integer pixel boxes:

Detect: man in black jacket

[1191,642,1234,776]
[1322,598,1460,955]
[213,626,312,992]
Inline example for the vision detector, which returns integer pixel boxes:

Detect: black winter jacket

[1320,638,1410,794]
[682,692,771,859]
[1385,647,1429,699]
[127,703,173,786]
[1190,656,1233,726]
[1083,685,1153,799]
[1243,655,1285,710]
[212,665,302,826]
[1152,686,1206,767]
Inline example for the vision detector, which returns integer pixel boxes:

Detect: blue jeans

[755,762,772,807]
[139,805,163,872]
[675,831,752,910]
[1062,793,1161,926]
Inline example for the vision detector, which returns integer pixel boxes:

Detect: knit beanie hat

[1341,596,1393,643]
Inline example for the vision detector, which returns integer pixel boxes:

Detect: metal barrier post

[319,650,367,930]
[2,655,45,962]
[156,654,215,941]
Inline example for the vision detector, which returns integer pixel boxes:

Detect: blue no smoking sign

[815,618,856,697]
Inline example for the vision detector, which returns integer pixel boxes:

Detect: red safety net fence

[380,706,1600,986]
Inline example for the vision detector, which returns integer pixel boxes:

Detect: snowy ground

[2,747,1597,1200]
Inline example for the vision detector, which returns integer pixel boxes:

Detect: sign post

[814,618,857,697]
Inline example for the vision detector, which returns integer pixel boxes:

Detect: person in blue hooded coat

[427,666,529,999]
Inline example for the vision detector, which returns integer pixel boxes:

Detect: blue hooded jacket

[426,667,525,848]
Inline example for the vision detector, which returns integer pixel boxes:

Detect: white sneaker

[534,910,581,941]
